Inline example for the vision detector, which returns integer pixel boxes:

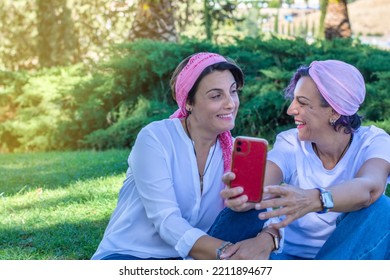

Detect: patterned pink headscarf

[169,52,233,172]
[309,60,366,116]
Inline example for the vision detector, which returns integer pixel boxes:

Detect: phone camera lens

[237,141,242,146]
[236,147,242,152]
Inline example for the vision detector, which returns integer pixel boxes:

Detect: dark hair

[284,65,362,134]
[170,54,244,105]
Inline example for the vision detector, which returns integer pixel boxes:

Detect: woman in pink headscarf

[221,60,390,260]
[92,52,275,260]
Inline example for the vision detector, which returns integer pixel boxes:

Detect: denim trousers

[212,196,390,260]
[207,207,268,242]
[100,208,267,260]
[271,195,390,260]
[314,194,390,260]
[101,195,390,260]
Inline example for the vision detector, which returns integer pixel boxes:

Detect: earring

[329,119,336,126]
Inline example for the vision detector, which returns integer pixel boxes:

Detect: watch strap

[258,229,279,251]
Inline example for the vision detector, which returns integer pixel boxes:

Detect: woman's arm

[189,236,230,259]
[256,158,390,229]
[330,158,390,211]
[263,161,284,191]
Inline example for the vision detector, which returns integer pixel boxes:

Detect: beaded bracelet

[216,241,234,260]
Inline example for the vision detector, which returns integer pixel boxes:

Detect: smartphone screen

[229,136,268,202]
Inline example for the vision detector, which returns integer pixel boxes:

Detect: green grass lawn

[0,149,129,260]
[1,150,389,260]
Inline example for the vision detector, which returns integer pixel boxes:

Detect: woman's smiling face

[190,70,239,135]
[287,76,334,142]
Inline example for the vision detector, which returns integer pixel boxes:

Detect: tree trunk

[37,0,78,67]
[324,0,351,40]
[128,0,177,42]
[319,0,328,39]
[204,0,213,41]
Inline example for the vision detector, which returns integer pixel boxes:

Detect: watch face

[322,191,334,209]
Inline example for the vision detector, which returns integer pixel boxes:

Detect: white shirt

[268,125,390,258]
[92,118,225,259]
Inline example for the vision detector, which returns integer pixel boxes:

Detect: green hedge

[1,37,390,152]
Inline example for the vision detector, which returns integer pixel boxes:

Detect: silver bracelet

[216,241,234,260]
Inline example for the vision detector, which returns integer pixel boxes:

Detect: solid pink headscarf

[169,52,233,172]
[309,60,366,116]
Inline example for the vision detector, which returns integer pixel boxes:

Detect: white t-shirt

[92,118,225,259]
[268,125,390,258]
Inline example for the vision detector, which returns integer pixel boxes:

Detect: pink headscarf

[169,52,233,172]
[309,60,366,116]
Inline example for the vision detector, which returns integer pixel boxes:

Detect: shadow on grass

[0,218,109,260]
[0,149,129,195]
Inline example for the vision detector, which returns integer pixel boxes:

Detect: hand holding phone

[229,136,268,202]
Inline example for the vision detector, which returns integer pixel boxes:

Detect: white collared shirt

[92,118,225,259]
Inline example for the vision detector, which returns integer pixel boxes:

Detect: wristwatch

[258,228,279,251]
[315,187,334,213]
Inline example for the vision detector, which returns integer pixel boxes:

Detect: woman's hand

[220,172,255,212]
[219,234,274,260]
[255,185,321,229]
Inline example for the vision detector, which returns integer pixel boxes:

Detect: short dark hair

[284,65,362,134]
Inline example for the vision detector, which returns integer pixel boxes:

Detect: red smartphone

[229,136,268,202]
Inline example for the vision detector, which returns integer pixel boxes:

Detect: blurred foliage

[0,0,38,70]
[0,0,136,70]
[1,0,344,71]
[0,0,244,70]
[1,38,390,152]
[0,65,90,152]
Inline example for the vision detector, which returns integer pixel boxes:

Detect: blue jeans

[270,195,390,260]
[99,208,267,260]
[314,195,390,260]
[207,207,268,242]
[100,195,390,260]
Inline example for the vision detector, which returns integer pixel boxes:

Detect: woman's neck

[181,116,217,148]
[182,116,218,194]
[312,132,353,169]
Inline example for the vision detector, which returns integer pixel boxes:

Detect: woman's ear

[329,109,341,126]
[331,109,341,121]
[185,103,192,114]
